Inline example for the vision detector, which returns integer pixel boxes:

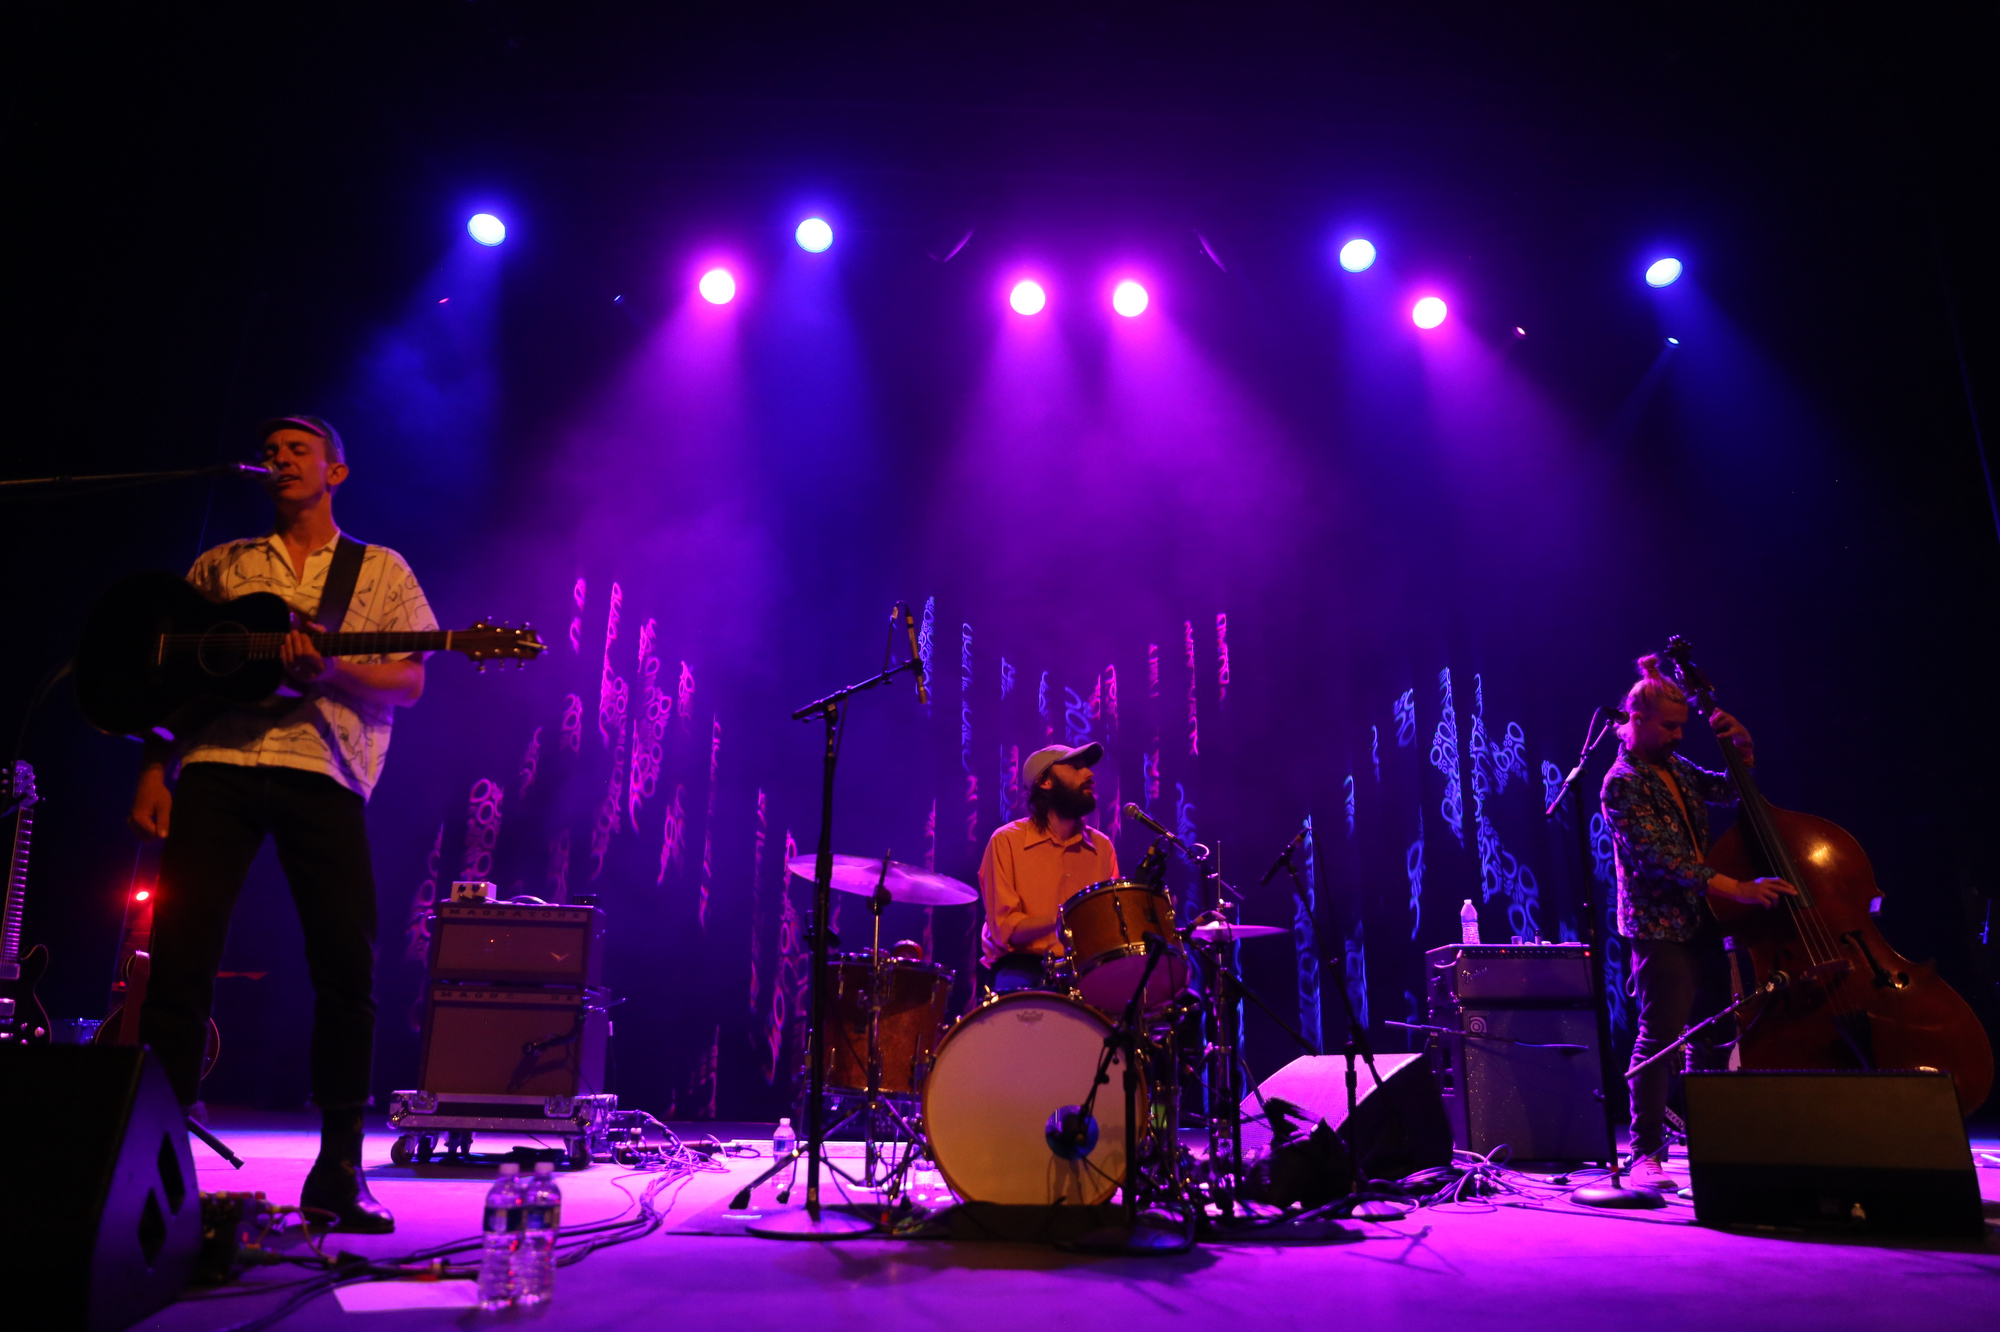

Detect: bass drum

[922,991,1147,1206]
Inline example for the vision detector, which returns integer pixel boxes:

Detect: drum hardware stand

[815,860,932,1201]
[1066,935,1185,1253]
[1189,918,1324,1222]
[743,649,923,1240]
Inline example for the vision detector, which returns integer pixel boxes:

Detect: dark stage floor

[150,1110,2000,1332]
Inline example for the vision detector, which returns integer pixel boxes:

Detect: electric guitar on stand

[0,761,51,1046]
[73,570,545,740]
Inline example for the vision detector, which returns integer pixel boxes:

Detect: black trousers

[1624,928,1733,1158]
[143,763,379,1109]
[986,951,1052,995]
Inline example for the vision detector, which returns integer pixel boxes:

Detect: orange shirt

[978,817,1120,964]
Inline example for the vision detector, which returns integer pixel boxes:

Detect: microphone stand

[1546,708,1660,1209]
[744,653,922,1241]
[0,462,269,495]
[1070,938,1184,1253]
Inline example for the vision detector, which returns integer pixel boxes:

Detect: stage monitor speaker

[0,1045,200,1331]
[1240,1052,1453,1204]
[418,983,609,1096]
[1684,1071,1983,1237]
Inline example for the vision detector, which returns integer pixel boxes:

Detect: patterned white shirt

[177,530,436,801]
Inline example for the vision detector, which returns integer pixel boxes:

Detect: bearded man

[976,742,1118,994]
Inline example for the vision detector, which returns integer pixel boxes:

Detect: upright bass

[1660,638,1992,1115]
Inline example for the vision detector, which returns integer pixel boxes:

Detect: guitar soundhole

[197,621,253,677]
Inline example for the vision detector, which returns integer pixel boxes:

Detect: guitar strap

[313,535,368,634]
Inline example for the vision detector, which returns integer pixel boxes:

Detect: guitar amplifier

[1427,943,1594,1004]
[426,902,606,986]
[1425,944,1610,1163]
[417,984,609,1097]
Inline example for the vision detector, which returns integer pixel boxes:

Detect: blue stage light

[1665,337,1680,346]
[699,268,737,305]
[796,218,833,252]
[1338,239,1377,273]
[1645,257,1683,288]
[467,214,506,246]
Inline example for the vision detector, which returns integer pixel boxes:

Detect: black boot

[301,1106,396,1233]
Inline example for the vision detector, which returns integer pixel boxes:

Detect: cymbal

[784,854,977,906]
[1190,921,1290,943]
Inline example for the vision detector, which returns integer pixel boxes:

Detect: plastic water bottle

[477,1163,523,1310]
[772,1116,796,1160]
[1459,899,1481,946]
[512,1161,561,1307]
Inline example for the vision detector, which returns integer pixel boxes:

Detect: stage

[149,1110,2000,1332]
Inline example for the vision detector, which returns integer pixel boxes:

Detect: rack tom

[1057,879,1188,1015]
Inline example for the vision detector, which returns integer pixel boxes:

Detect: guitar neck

[162,630,459,659]
[2,801,31,977]
[314,631,456,657]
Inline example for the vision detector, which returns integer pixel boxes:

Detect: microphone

[1044,1105,1098,1160]
[1258,822,1309,887]
[1123,802,1180,844]
[898,603,928,706]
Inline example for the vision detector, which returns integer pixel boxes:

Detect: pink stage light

[1009,280,1047,316]
[698,268,737,305]
[1412,296,1448,329]
[1111,280,1149,318]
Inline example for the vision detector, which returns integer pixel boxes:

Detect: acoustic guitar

[74,570,545,740]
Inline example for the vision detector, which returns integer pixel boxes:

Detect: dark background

[6,4,1996,1122]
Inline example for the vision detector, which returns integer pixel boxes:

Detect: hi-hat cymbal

[784,854,977,906]
[1190,921,1290,943]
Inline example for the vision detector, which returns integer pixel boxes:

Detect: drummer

[977,742,1119,994]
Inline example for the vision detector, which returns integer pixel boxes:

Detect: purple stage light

[1412,296,1447,329]
[1111,280,1149,318]
[1009,280,1047,316]
[1338,239,1376,273]
[795,218,833,252]
[467,213,506,246]
[699,268,737,305]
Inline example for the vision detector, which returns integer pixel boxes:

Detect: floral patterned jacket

[1600,746,1740,943]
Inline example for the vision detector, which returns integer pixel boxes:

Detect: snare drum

[820,952,954,1099]
[922,990,1147,1205]
[1057,879,1188,1015]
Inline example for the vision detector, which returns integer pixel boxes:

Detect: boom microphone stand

[744,649,924,1241]
[0,462,269,495]
[1545,707,1660,1209]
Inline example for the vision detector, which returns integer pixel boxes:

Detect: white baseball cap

[1021,742,1105,790]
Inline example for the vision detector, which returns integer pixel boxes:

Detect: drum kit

[734,837,1308,1243]
[744,622,1324,1244]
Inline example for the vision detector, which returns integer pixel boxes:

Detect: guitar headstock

[456,623,547,668]
[6,760,34,813]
